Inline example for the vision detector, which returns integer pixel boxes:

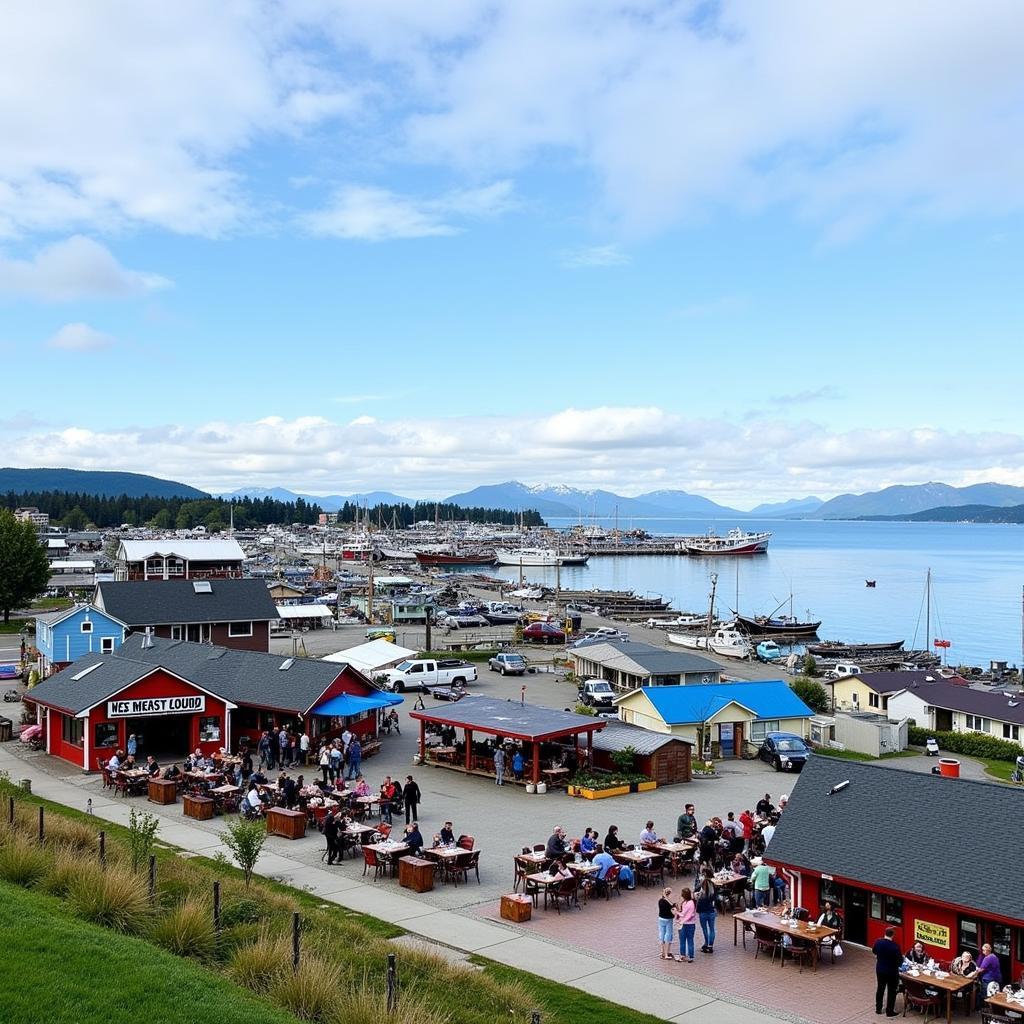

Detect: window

[94,722,118,748]
[870,893,902,923]
[62,716,84,746]
[868,693,879,708]
[80,620,93,634]
[145,556,164,577]
[170,625,183,641]
[820,878,844,906]
[870,893,883,919]
[1003,723,1020,741]
[965,715,990,733]
[100,637,115,653]
[227,621,253,638]
[167,557,185,576]
[958,918,979,955]
[750,719,780,742]
[199,716,221,742]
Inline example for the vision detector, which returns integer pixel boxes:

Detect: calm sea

[491,518,1024,668]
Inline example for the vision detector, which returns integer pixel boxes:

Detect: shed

[586,719,692,785]
[569,640,721,690]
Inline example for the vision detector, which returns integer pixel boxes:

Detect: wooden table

[613,850,653,865]
[732,910,838,970]
[398,855,435,892]
[524,872,561,909]
[266,806,307,840]
[183,794,214,820]
[431,746,457,763]
[147,777,178,805]
[365,841,410,877]
[647,840,695,875]
[344,823,378,841]
[541,767,571,789]
[900,969,975,1024]
[519,850,548,866]
[566,861,600,876]
[987,991,1024,1020]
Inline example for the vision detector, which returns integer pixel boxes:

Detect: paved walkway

[0,743,802,1024]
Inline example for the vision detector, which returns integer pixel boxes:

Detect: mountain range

[0,467,206,500]
[216,486,415,512]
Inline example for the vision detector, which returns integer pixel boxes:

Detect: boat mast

[925,568,931,652]
[707,573,718,635]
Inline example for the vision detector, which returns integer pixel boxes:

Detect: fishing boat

[709,627,752,659]
[685,528,771,556]
[735,612,821,637]
[645,613,708,629]
[668,631,710,650]
[495,547,589,567]
[805,639,905,658]
[414,549,497,567]
[378,545,417,561]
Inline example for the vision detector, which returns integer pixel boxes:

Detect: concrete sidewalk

[0,746,804,1024]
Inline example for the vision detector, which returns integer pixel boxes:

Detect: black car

[758,732,810,772]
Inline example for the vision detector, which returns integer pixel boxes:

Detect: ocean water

[491,518,1024,668]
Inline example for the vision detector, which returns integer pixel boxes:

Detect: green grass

[0,620,30,634]
[977,757,1020,783]
[0,881,300,1024]
[30,597,71,610]
[473,959,666,1024]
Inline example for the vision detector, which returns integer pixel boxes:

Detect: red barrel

[938,758,960,778]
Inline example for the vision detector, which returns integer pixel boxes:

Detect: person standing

[127,733,138,759]
[494,745,505,786]
[324,810,340,865]
[258,731,272,771]
[750,857,773,908]
[675,886,697,962]
[739,808,755,852]
[403,775,421,824]
[346,737,361,780]
[319,744,330,785]
[277,727,289,770]
[299,730,310,766]
[977,943,1002,1008]
[872,926,902,1017]
[512,749,524,783]
[695,875,717,954]
[658,888,676,961]
[676,804,697,840]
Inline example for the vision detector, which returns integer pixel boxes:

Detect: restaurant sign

[107,696,205,717]
[914,919,950,948]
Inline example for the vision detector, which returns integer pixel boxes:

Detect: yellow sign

[914,920,950,948]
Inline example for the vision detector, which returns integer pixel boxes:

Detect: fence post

[292,912,300,973]
[213,881,221,934]
[148,855,156,903]
[98,830,106,868]
[531,1012,542,1024]
[38,806,44,845]
[386,952,397,1012]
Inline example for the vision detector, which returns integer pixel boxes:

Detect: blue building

[34,604,128,676]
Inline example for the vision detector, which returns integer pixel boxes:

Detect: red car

[522,622,566,644]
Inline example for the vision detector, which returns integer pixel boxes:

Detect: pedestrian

[695,875,717,954]
[403,775,421,824]
[494,745,505,786]
[750,857,773,908]
[278,727,289,769]
[872,925,902,1017]
[676,803,697,841]
[512,749,524,782]
[389,709,401,735]
[329,743,342,783]
[976,943,1002,1009]
[324,810,340,865]
[674,886,697,962]
[379,776,395,824]
[658,887,675,960]
[127,733,138,758]
[299,730,310,766]
[346,737,361,780]
[258,731,272,770]
[319,744,330,785]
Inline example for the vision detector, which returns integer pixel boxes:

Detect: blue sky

[2,2,1023,506]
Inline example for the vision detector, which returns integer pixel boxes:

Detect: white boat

[495,547,590,567]
[378,545,417,561]
[709,627,752,659]
[685,528,771,556]
[667,632,710,650]
[646,613,708,629]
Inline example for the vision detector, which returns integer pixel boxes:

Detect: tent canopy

[313,691,403,717]
[276,605,334,620]
[322,638,417,672]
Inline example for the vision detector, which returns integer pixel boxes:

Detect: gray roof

[766,756,1024,923]
[589,718,692,755]
[409,697,606,741]
[570,640,720,676]
[94,578,279,626]
[29,633,364,716]
[903,680,1024,726]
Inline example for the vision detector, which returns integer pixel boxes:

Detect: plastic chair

[361,846,384,881]
[457,834,475,850]
[902,979,942,1021]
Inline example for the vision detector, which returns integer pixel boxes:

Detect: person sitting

[603,825,625,852]
[548,856,573,880]
[402,822,424,856]
[122,754,136,770]
[816,899,841,929]
[730,852,751,877]
[250,768,268,786]
[163,763,181,781]
[579,828,598,858]
[950,950,977,977]
[756,793,775,818]
[242,785,264,819]
[353,775,372,797]
[593,848,634,890]
[281,774,298,808]
[145,755,161,778]
[438,821,456,846]
[545,826,568,860]
[905,940,929,965]
[639,820,660,845]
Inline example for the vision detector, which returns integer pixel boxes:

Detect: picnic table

[732,910,838,971]
[987,990,1024,1020]
[900,968,974,1024]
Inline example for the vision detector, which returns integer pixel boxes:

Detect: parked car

[522,622,566,644]
[430,681,471,702]
[824,663,862,681]
[586,627,630,641]
[377,658,478,693]
[577,678,615,712]
[925,737,940,756]
[758,732,810,772]
[488,652,528,676]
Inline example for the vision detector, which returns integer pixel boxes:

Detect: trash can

[0,717,12,742]
[938,758,961,778]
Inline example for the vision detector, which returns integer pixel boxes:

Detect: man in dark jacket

[324,810,340,865]
[873,926,902,1016]
[545,826,568,860]
[403,775,421,824]
[402,822,424,856]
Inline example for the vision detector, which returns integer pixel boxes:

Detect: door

[719,723,735,757]
[844,887,869,945]
[935,709,953,731]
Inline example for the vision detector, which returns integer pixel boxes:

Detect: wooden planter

[579,784,630,800]
[636,780,658,792]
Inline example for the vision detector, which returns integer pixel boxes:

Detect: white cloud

[0,235,170,301]
[7,406,1024,504]
[45,322,117,352]
[301,180,514,240]
[559,244,630,268]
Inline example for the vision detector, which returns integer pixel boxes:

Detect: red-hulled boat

[414,549,497,567]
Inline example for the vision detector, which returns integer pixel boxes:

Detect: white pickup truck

[377,658,478,693]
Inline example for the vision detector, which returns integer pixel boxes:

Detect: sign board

[107,695,205,717]
[914,919,950,948]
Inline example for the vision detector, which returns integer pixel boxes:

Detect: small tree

[127,808,160,873]
[0,510,51,623]
[221,818,266,889]
[801,653,818,677]
[610,744,637,776]
[790,676,830,714]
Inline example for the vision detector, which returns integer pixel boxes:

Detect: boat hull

[667,633,710,650]
[414,552,497,566]
[735,614,821,637]
[495,549,590,567]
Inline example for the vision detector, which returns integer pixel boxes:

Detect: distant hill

[0,467,206,499]
[806,482,1024,519]
[862,503,1024,524]
[443,482,576,517]
[217,486,414,512]
[747,496,824,517]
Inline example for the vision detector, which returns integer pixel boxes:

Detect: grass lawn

[0,620,30,634]
[0,881,300,1024]
[978,757,1017,783]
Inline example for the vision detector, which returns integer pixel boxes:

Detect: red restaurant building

[27,633,400,772]
[766,757,1023,984]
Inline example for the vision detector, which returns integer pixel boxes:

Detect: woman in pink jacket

[675,886,697,962]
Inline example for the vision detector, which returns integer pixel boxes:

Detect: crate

[500,894,532,923]
[183,795,214,820]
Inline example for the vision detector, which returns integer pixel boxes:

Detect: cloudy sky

[3,1,1023,507]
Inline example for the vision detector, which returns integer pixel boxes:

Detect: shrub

[572,702,596,716]
[127,807,160,873]
[329,981,454,1024]
[801,654,818,676]
[0,835,49,887]
[791,676,830,713]
[220,896,266,927]
[908,726,1024,762]
[610,745,637,775]
[47,816,102,853]
[270,956,342,1021]
[221,817,266,889]
[150,900,217,962]
[227,930,293,994]
[68,864,150,932]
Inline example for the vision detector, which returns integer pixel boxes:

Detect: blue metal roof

[633,680,813,724]
[313,691,403,717]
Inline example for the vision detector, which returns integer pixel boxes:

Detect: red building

[27,633,399,771]
[114,538,245,581]
[766,758,1023,984]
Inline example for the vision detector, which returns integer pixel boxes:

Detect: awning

[313,691,403,717]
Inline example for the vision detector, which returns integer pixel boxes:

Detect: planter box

[636,780,657,792]
[580,784,630,800]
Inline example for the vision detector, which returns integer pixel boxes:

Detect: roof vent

[141,627,153,649]
[279,658,294,671]
[193,581,212,593]
[71,662,103,681]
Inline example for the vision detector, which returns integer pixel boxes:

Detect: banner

[107,695,205,717]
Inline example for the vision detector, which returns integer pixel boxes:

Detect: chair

[792,907,810,922]
[785,937,815,974]
[375,823,392,841]
[513,856,530,892]
[753,925,783,966]
[100,767,113,790]
[902,980,942,1021]
[457,834,475,850]
[821,918,843,964]
[596,865,622,900]
[445,850,474,886]
[533,844,545,853]
[521,846,532,855]
[637,856,665,888]
[112,772,130,798]
[551,876,579,914]
[361,846,384,881]
[524,872,545,907]
[465,849,481,884]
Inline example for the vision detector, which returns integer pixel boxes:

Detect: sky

[2,1,1024,508]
